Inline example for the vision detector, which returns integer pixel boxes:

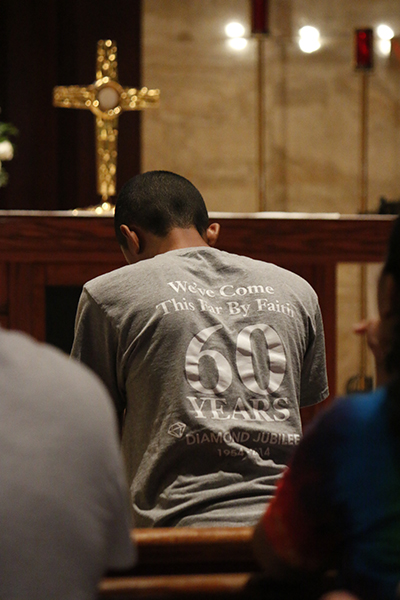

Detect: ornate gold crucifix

[53,39,160,202]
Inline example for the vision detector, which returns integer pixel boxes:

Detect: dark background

[0,0,142,210]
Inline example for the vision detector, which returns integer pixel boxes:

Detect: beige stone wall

[142,0,400,394]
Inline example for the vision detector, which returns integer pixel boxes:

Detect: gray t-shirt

[0,328,135,600]
[72,247,328,527]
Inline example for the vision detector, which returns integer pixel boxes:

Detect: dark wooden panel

[0,215,122,262]
[0,214,394,263]
[0,263,8,315]
[212,215,395,264]
[9,263,46,339]
[45,263,124,286]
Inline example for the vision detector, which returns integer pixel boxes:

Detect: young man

[71,170,329,528]
[0,326,135,600]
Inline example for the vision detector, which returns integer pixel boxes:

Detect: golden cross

[53,39,160,201]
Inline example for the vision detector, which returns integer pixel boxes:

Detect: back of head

[114,170,209,248]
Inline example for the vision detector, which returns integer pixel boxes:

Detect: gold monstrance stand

[53,39,160,211]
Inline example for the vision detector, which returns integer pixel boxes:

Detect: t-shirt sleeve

[71,286,126,419]
[260,413,343,571]
[300,295,329,407]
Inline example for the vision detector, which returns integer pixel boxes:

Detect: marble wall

[142,0,400,394]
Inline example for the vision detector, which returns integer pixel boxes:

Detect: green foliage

[0,121,18,142]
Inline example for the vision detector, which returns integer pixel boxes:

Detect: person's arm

[71,286,126,429]
[300,295,330,407]
[252,412,342,577]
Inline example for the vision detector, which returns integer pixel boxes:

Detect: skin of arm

[71,287,126,432]
[353,271,400,387]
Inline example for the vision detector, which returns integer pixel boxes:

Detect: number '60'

[185,324,286,395]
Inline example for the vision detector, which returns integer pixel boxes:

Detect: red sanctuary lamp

[354,28,374,70]
[250,0,269,35]
[354,27,374,215]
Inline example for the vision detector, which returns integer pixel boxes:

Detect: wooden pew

[99,573,252,599]
[98,527,258,599]
[131,527,258,575]
[98,527,335,599]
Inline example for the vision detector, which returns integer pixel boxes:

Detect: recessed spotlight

[376,39,392,56]
[299,38,321,53]
[299,26,320,40]
[228,38,248,50]
[225,22,246,38]
[376,24,394,40]
[298,26,321,53]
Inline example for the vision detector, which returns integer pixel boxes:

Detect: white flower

[0,140,14,161]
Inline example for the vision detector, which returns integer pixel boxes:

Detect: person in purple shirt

[252,215,400,600]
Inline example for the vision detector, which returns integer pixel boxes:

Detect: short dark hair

[114,171,209,248]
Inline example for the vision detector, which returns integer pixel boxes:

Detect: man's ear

[205,222,220,247]
[120,224,140,264]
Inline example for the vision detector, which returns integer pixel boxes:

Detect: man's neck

[141,227,209,260]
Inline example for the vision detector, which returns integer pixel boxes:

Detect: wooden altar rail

[0,211,396,409]
[98,527,257,599]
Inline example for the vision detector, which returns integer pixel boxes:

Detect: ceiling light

[376,24,394,40]
[225,22,246,38]
[376,39,391,56]
[228,38,248,50]
[298,26,321,53]
[299,26,320,40]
